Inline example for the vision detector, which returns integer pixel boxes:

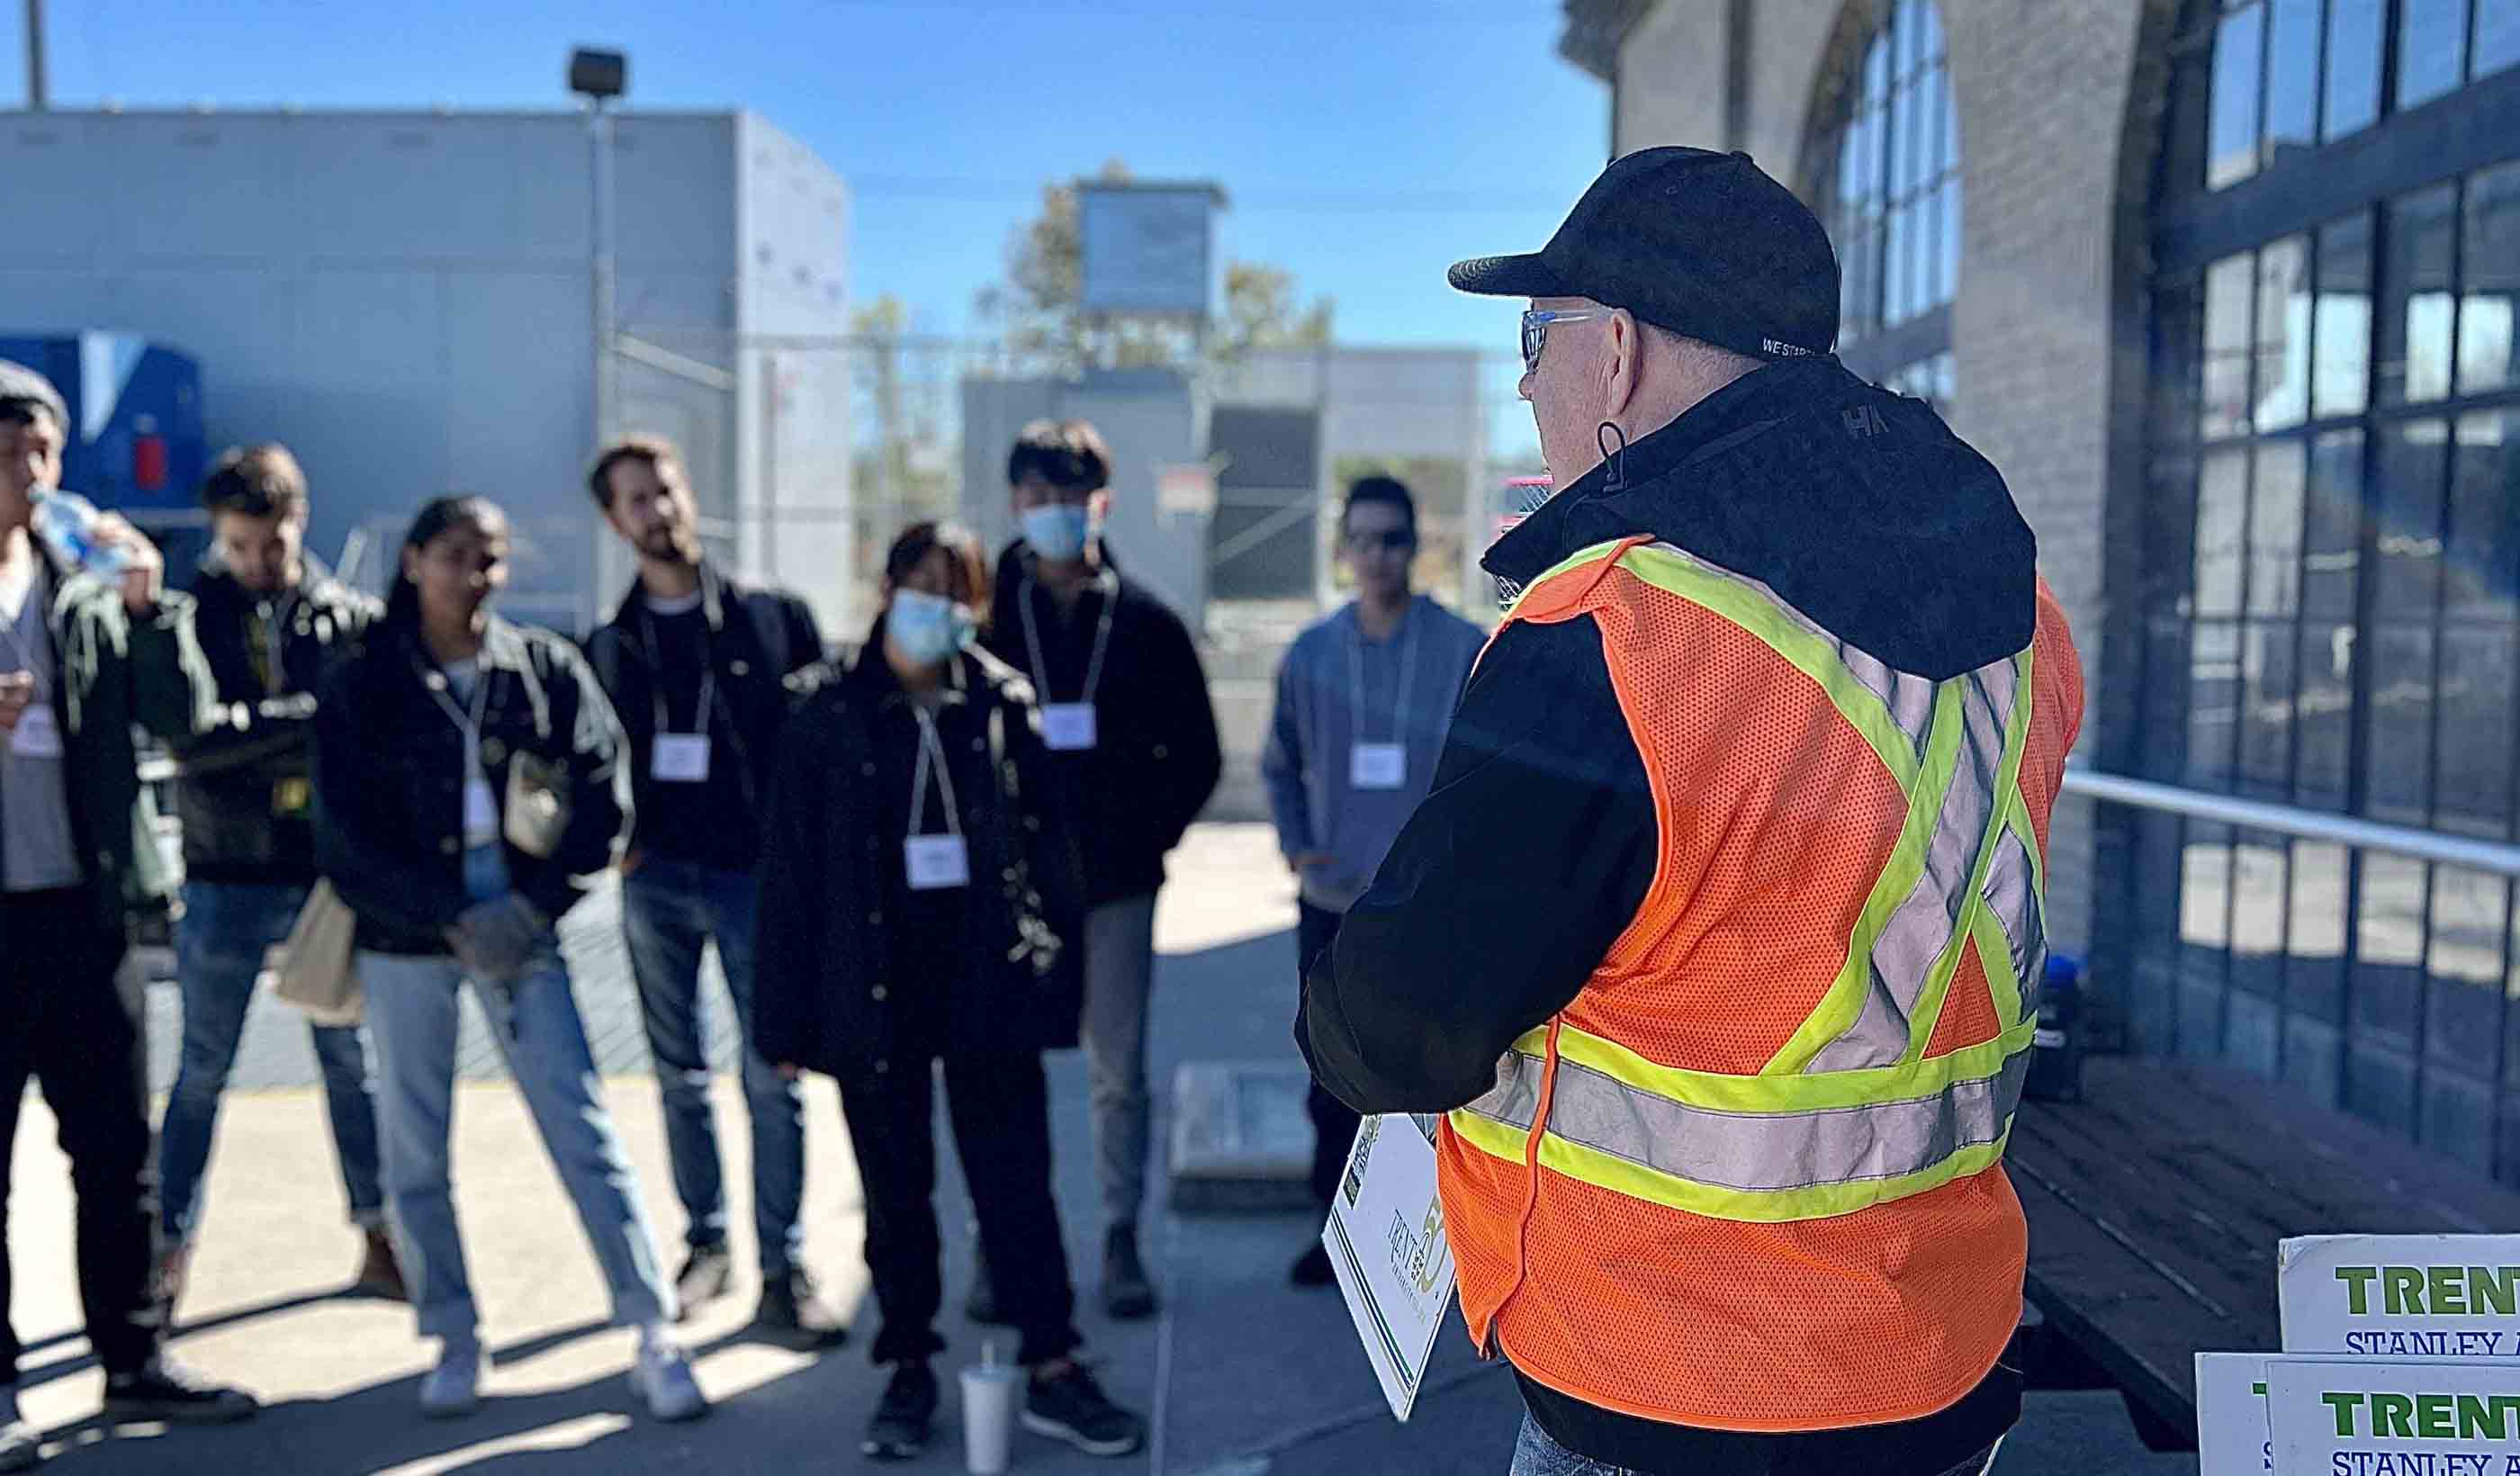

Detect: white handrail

[2062,768,2520,878]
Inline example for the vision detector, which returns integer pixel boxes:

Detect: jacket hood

[1485,357,2035,680]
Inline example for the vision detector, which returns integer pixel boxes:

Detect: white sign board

[2282,1237,2520,1359]
[2200,1352,2282,1475]
[1323,1112,1455,1422]
[1079,184,1218,317]
[2269,1358,2520,1474]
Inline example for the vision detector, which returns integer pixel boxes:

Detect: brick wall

[1604,0,2184,972]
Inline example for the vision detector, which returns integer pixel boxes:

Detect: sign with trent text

[2269,1359,2520,1474]
[2199,1352,2282,1474]
[1323,1112,1455,1422]
[2281,1237,2520,1359]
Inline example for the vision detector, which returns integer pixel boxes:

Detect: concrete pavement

[8,824,2200,1472]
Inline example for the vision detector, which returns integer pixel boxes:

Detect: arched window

[1813,0,1960,403]
[2134,0,2520,1172]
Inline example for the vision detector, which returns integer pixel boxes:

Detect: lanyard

[1018,570,1116,707]
[1346,601,1420,747]
[251,594,293,698]
[637,608,716,738]
[906,706,962,838]
[421,655,492,779]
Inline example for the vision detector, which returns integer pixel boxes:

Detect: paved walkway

[12,825,2198,1472]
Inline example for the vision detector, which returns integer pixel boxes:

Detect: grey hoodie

[1261,595,1486,913]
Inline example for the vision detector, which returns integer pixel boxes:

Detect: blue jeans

[160,879,383,1244]
[360,945,674,1345]
[621,860,805,1277]
[1509,1418,2004,1476]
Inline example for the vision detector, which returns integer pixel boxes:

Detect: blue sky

[4,0,1609,356]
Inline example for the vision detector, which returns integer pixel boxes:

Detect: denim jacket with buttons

[312,617,631,956]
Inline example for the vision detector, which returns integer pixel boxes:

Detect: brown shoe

[355,1228,408,1302]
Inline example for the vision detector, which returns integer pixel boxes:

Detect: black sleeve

[752,701,827,1069]
[782,594,826,675]
[1299,615,1658,1116]
[312,652,470,936]
[1146,602,1223,851]
[528,642,633,915]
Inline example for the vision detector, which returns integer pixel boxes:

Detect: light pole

[26,0,47,110]
[569,47,626,628]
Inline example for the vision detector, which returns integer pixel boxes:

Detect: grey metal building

[0,106,851,633]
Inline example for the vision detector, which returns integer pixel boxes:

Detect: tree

[978,158,1333,375]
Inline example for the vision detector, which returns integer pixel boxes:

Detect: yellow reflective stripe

[1899,649,2038,1064]
[1498,540,1634,624]
[1556,1017,2038,1114]
[1606,545,1921,789]
[1448,1104,1534,1166]
[1971,904,2026,1034]
[1534,1127,2014,1224]
[1762,680,1965,1075]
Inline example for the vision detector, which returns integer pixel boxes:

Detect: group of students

[7,349,1439,1465]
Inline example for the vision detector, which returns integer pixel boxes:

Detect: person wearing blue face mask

[755,522,1145,1462]
[982,419,1220,1325]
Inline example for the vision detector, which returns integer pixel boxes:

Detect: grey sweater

[1261,596,1486,913]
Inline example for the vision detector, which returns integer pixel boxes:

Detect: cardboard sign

[2282,1237,2520,1359]
[2269,1358,2520,1474]
[1323,1112,1454,1422]
[2198,1352,2282,1475]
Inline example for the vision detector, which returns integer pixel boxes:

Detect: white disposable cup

[960,1361,1020,1474]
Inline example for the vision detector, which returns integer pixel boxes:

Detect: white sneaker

[629,1338,708,1423]
[418,1344,482,1419]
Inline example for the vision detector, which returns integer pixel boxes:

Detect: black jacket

[313,617,632,955]
[4,544,214,930]
[584,562,824,872]
[1299,356,2034,1475]
[752,626,1084,1085]
[984,543,1220,907]
[172,562,377,886]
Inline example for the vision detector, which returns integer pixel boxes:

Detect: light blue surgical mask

[887,590,973,667]
[1020,503,1094,562]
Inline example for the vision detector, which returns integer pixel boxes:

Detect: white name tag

[7,701,62,760]
[1350,742,1406,790]
[651,734,712,783]
[904,833,971,891]
[463,776,500,846]
[1043,702,1099,752]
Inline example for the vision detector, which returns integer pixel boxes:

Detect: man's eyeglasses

[1521,309,1605,374]
[1344,528,1417,554]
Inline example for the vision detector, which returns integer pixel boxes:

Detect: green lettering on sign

[2385,1266,2426,1314]
[2431,1266,2470,1316]
[2418,1393,2457,1440]
[2477,1267,2520,1317]
[2338,1266,2380,1315]
[2375,1392,2417,1438]
[2326,1391,2366,1437]
[2457,1395,2513,1442]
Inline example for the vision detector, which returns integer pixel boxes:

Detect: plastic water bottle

[30,490,132,578]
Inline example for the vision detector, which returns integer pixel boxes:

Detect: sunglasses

[1344,528,1417,554]
[1521,309,1606,374]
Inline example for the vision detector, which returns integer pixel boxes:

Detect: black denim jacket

[312,617,631,955]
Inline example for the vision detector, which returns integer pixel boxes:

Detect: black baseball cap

[1449,147,1840,362]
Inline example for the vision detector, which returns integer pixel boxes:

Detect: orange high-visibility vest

[1442,536,2084,1434]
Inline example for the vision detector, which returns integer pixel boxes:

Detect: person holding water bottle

[754,522,1145,1462]
[310,495,704,1423]
[0,361,256,1473]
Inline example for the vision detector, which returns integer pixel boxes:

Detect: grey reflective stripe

[1808,661,2021,1072]
[1465,1049,1544,1130]
[1475,1046,2032,1195]
[1982,824,2048,1020]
